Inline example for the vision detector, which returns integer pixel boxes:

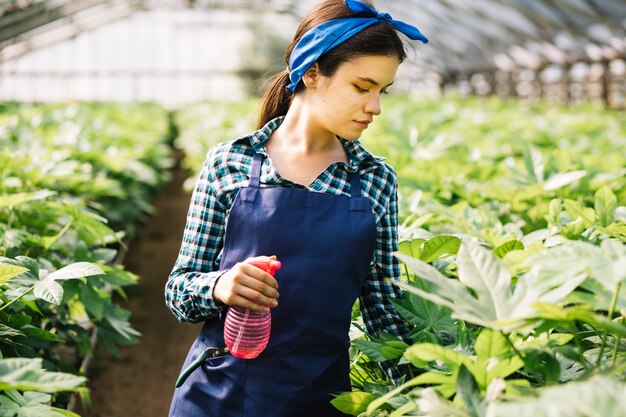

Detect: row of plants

[334,96,626,416]
[0,102,173,416]
[172,96,626,416]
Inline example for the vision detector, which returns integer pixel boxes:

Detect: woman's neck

[271,98,339,155]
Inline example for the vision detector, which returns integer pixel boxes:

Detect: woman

[166,1,428,416]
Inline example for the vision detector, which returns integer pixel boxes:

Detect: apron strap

[249,152,264,188]
[349,172,362,198]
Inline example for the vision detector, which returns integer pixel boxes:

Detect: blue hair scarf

[286,0,428,93]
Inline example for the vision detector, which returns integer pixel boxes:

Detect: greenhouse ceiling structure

[1,0,625,106]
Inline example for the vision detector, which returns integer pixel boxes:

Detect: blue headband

[286,0,428,93]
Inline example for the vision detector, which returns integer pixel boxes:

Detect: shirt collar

[249,116,384,173]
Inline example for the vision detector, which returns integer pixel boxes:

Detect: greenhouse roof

[1,0,625,75]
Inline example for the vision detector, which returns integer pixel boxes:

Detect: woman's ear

[302,62,321,89]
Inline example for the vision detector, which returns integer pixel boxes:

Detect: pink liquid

[223,306,271,359]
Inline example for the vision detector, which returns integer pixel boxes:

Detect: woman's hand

[213,255,279,312]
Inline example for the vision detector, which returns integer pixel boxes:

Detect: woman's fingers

[240,262,279,289]
[234,284,278,310]
[213,260,280,309]
[227,294,272,313]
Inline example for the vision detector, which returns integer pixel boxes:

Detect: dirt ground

[74,157,202,417]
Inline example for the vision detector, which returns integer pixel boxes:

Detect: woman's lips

[354,120,371,128]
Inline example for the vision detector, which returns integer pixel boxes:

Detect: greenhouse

[1,0,625,416]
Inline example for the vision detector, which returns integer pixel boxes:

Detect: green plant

[0,102,171,414]
[333,96,626,416]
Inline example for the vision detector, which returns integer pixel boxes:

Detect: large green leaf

[390,287,455,341]
[456,365,484,417]
[0,391,81,417]
[398,238,426,259]
[474,328,509,359]
[0,323,25,338]
[353,339,391,363]
[419,236,461,263]
[527,239,626,290]
[523,145,544,184]
[395,241,587,330]
[45,262,104,281]
[0,358,85,392]
[563,199,595,227]
[489,376,626,417]
[0,265,29,285]
[404,343,472,371]
[0,257,38,281]
[330,391,375,415]
[0,190,56,209]
[492,240,524,259]
[532,303,626,338]
[543,170,587,191]
[33,280,63,305]
[595,186,618,227]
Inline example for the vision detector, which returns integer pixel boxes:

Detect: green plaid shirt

[166,116,411,380]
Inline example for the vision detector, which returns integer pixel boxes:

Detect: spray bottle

[223,259,281,359]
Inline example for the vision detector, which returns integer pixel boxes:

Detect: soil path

[75,155,202,417]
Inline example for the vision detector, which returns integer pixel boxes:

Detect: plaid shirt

[165,116,411,380]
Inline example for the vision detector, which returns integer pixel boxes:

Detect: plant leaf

[0,264,29,285]
[399,238,425,258]
[527,240,626,290]
[486,355,525,381]
[474,328,509,360]
[0,323,25,338]
[46,262,104,281]
[419,236,461,263]
[456,365,484,417]
[33,281,63,305]
[390,288,455,341]
[380,340,410,360]
[595,186,618,227]
[523,145,544,184]
[456,242,511,321]
[532,302,626,337]
[543,171,586,191]
[0,390,81,417]
[490,375,626,417]
[330,391,375,415]
[563,199,595,226]
[493,240,524,259]
[0,358,85,392]
[0,190,56,209]
[404,343,472,371]
[352,339,388,363]
[395,241,587,331]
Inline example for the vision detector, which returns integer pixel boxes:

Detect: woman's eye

[354,85,369,93]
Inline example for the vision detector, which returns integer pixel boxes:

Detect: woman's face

[305,54,401,141]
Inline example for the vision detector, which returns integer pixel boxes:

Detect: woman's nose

[364,95,382,115]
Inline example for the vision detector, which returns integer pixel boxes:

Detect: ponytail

[257,69,293,129]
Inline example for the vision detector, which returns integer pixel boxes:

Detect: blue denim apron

[170,152,376,417]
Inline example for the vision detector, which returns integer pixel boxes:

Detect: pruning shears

[175,347,230,388]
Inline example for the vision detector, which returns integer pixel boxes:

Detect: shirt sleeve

[165,150,228,323]
[358,172,413,382]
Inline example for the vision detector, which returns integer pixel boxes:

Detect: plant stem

[611,317,622,367]
[403,263,411,281]
[596,282,621,368]
[571,324,590,371]
[501,331,524,360]
[0,285,35,312]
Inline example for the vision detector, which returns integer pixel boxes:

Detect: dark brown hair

[257,0,407,128]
